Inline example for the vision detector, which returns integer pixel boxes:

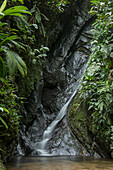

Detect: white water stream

[36,89,78,155]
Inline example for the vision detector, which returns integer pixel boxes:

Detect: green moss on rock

[69,93,112,158]
[17,53,43,98]
[69,94,93,153]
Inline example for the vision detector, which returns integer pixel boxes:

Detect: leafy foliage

[0,78,20,151]
[0,0,63,157]
[29,2,49,37]
[79,0,113,157]
[0,0,31,77]
[0,0,31,154]
[0,0,70,159]
[47,0,69,12]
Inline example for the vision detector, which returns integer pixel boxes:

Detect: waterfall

[36,89,78,155]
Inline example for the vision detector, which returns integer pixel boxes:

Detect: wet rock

[69,94,111,158]
[21,80,44,127]
[18,0,96,156]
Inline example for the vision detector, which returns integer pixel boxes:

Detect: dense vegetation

[0,0,113,164]
[83,0,113,157]
[0,0,69,161]
[0,0,31,160]
[70,0,113,158]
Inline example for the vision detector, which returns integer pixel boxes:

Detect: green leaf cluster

[47,0,69,12]
[0,78,20,152]
[80,0,113,157]
[0,0,31,77]
[29,2,49,37]
[0,0,69,158]
[0,0,31,155]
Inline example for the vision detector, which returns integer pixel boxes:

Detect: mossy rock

[69,94,93,152]
[69,93,112,158]
[17,52,43,98]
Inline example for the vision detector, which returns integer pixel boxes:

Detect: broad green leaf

[0,22,7,27]
[0,33,7,39]
[0,78,9,87]
[11,40,26,51]
[32,24,38,29]
[4,5,28,12]
[16,61,26,76]
[40,46,49,52]
[7,13,24,17]
[0,56,7,78]
[10,28,19,32]
[0,48,4,52]
[5,50,27,77]
[0,117,8,129]
[0,35,19,46]
[0,0,7,13]
[7,11,31,16]
[3,6,31,16]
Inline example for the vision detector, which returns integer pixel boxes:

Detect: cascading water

[17,0,94,156]
[36,89,78,155]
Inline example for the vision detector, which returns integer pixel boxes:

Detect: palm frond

[4,50,27,77]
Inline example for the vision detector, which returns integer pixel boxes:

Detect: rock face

[18,0,95,156]
[69,95,112,158]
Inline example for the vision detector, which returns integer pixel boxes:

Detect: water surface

[8,156,113,170]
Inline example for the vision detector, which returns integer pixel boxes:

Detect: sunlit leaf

[0,117,8,129]
[0,0,7,13]
[3,6,31,17]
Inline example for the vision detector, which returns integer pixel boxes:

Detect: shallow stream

[8,156,113,170]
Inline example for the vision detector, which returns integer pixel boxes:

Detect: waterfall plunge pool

[7,156,113,170]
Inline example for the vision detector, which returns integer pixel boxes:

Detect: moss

[69,96,99,156]
[69,95,91,148]
[17,53,43,98]
[69,94,112,158]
